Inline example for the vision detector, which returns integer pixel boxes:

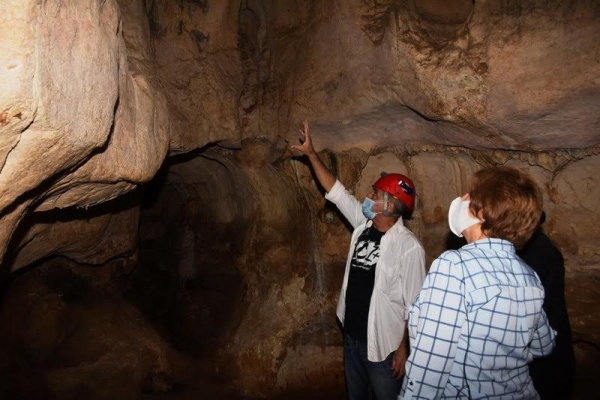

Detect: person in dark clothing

[517,213,576,400]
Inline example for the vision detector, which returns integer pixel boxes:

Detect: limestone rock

[0,0,169,266]
[2,0,600,272]
[148,0,243,150]
[7,197,140,272]
[550,153,600,262]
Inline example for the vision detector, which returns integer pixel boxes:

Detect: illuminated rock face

[0,0,599,398]
[0,0,169,268]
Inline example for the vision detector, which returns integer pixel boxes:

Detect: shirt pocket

[376,259,397,295]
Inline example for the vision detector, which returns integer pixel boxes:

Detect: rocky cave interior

[1,0,599,399]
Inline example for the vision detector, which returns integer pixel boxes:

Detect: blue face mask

[362,197,382,220]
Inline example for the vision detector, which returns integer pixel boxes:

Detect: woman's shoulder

[430,249,465,274]
[436,248,468,263]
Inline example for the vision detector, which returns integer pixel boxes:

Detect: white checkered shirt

[400,238,556,399]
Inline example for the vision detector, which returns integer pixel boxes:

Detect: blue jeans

[344,333,402,400]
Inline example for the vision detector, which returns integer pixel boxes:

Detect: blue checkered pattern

[400,238,556,399]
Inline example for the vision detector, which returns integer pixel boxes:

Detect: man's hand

[290,120,316,157]
[391,337,409,379]
[288,119,336,192]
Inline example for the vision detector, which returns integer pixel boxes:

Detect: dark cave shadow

[0,189,142,305]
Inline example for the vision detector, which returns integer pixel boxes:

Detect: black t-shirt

[344,226,384,342]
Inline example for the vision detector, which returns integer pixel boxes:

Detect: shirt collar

[365,216,404,234]
[463,237,516,253]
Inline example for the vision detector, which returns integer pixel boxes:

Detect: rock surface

[1,0,599,269]
[0,0,599,398]
[0,0,169,267]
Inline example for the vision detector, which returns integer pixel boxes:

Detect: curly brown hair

[468,166,542,249]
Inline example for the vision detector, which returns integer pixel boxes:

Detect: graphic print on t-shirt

[351,229,381,271]
[344,226,385,341]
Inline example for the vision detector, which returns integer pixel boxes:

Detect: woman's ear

[476,209,485,222]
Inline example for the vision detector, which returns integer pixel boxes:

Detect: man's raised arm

[290,120,336,192]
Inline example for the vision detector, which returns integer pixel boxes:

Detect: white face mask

[448,197,481,237]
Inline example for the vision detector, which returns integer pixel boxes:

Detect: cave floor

[140,347,599,400]
[140,357,346,400]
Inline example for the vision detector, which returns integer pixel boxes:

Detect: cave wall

[234,0,600,150]
[0,0,599,398]
[137,142,347,395]
[1,0,598,273]
[1,0,169,270]
[133,144,600,397]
